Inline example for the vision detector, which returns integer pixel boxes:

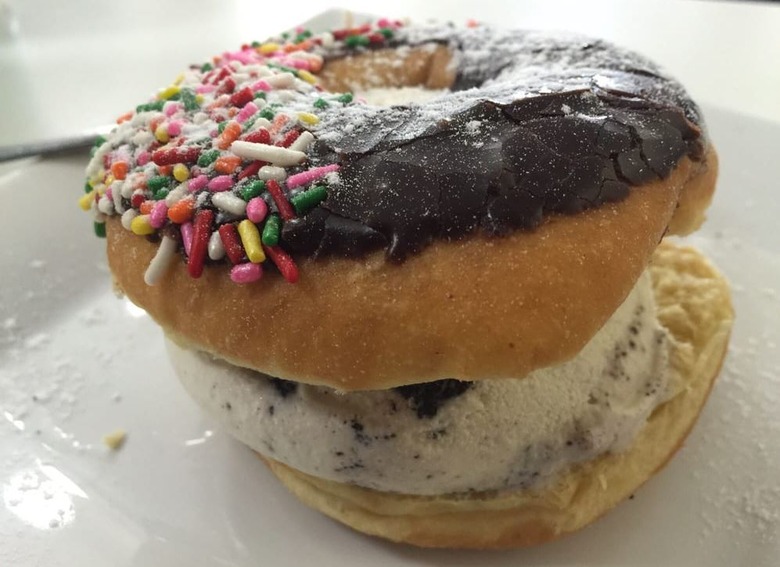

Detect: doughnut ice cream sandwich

[82,19,733,548]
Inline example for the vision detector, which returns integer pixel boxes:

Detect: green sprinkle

[167,92,181,101]
[136,100,165,113]
[94,222,106,238]
[84,181,93,194]
[345,35,370,48]
[313,97,329,109]
[201,62,213,73]
[259,108,275,120]
[217,121,228,134]
[380,28,394,39]
[337,93,353,104]
[243,116,258,131]
[240,180,266,201]
[281,32,290,39]
[153,187,170,200]
[262,214,281,246]
[251,40,261,48]
[93,135,106,148]
[147,176,172,193]
[291,185,328,215]
[197,149,220,167]
[253,91,267,100]
[267,62,298,75]
[180,88,200,111]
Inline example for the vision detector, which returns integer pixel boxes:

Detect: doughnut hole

[317,44,455,105]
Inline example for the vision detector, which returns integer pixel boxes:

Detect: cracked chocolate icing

[284,25,706,261]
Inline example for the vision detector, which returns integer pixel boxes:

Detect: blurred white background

[0,0,779,148]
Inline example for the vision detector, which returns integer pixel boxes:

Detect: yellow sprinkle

[131,215,155,236]
[173,163,190,182]
[155,125,170,143]
[195,94,204,104]
[104,174,115,186]
[258,42,280,54]
[297,70,317,85]
[237,219,265,263]
[89,174,103,187]
[297,112,319,125]
[158,85,181,100]
[78,191,95,211]
[173,73,185,85]
[103,429,127,450]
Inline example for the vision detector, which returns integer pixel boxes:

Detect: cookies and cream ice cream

[168,270,677,495]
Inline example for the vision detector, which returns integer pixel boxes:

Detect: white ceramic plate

[1,14,779,567]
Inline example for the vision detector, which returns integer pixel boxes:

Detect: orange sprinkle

[157,165,173,176]
[116,111,133,124]
[216,121,242,150]
[167,197,195,224]
[139,200,154,215]
[227,107,238,118]
[110,161,129,180]
[214,155,242,174]
[308,58,323,73]
[268,114,290,137]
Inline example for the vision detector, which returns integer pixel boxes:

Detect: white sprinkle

[211,192,247,216]
[257,166,287,181]
[289,131,315,153]
[250,117,272,130]
[319,32,334,47]
[193,112,210,125]
[164,184,188,206]
[132,130,154,147]
[265,73,295,88]
[121,209,138,231]
[144,235,178,285]
[208,231,225,261]
[97,196,114,215]
[230,141,306,167]
[120,177,135,198]
[111,182,125,214]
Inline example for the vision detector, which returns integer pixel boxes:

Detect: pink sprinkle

[188,175,208,192]
[167,120,183,137]
[282,58,311,70]
[223,49,255,65]
[208,175,234,192]
[285,164,340,189]
[251,79,272,92]
[236,101,258,123]
[377,18,392,28]
[230,262,262,284]
[163,101,182,117]
[181,222,193,256]
[136,151,150,166]
[246,197,268,223]
[105,187,113,201]
[196,84,216,94]
[150,200,169,229]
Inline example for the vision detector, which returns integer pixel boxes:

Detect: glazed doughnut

[82,19,732,548]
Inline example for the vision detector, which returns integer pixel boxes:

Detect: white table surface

[0,0,779,149]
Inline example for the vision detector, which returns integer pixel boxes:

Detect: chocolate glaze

[283,26,706,261]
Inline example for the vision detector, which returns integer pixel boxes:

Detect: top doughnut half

[95,22,717,390]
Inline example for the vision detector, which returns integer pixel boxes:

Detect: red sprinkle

[218,224,245,264]
[266,179,295,221]
[276,128,301,148]
[241,128,271,144]
[130,192,146,208]
[229,87,254,108]
[237,160,264,181]
[152,146,201,166]
[210,66,231,85]
[188,210,213,278]
[264,245,299,283]
[368,33,385,44]
[216,77,236,95]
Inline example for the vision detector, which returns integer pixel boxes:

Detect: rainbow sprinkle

[82,19,406,285]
